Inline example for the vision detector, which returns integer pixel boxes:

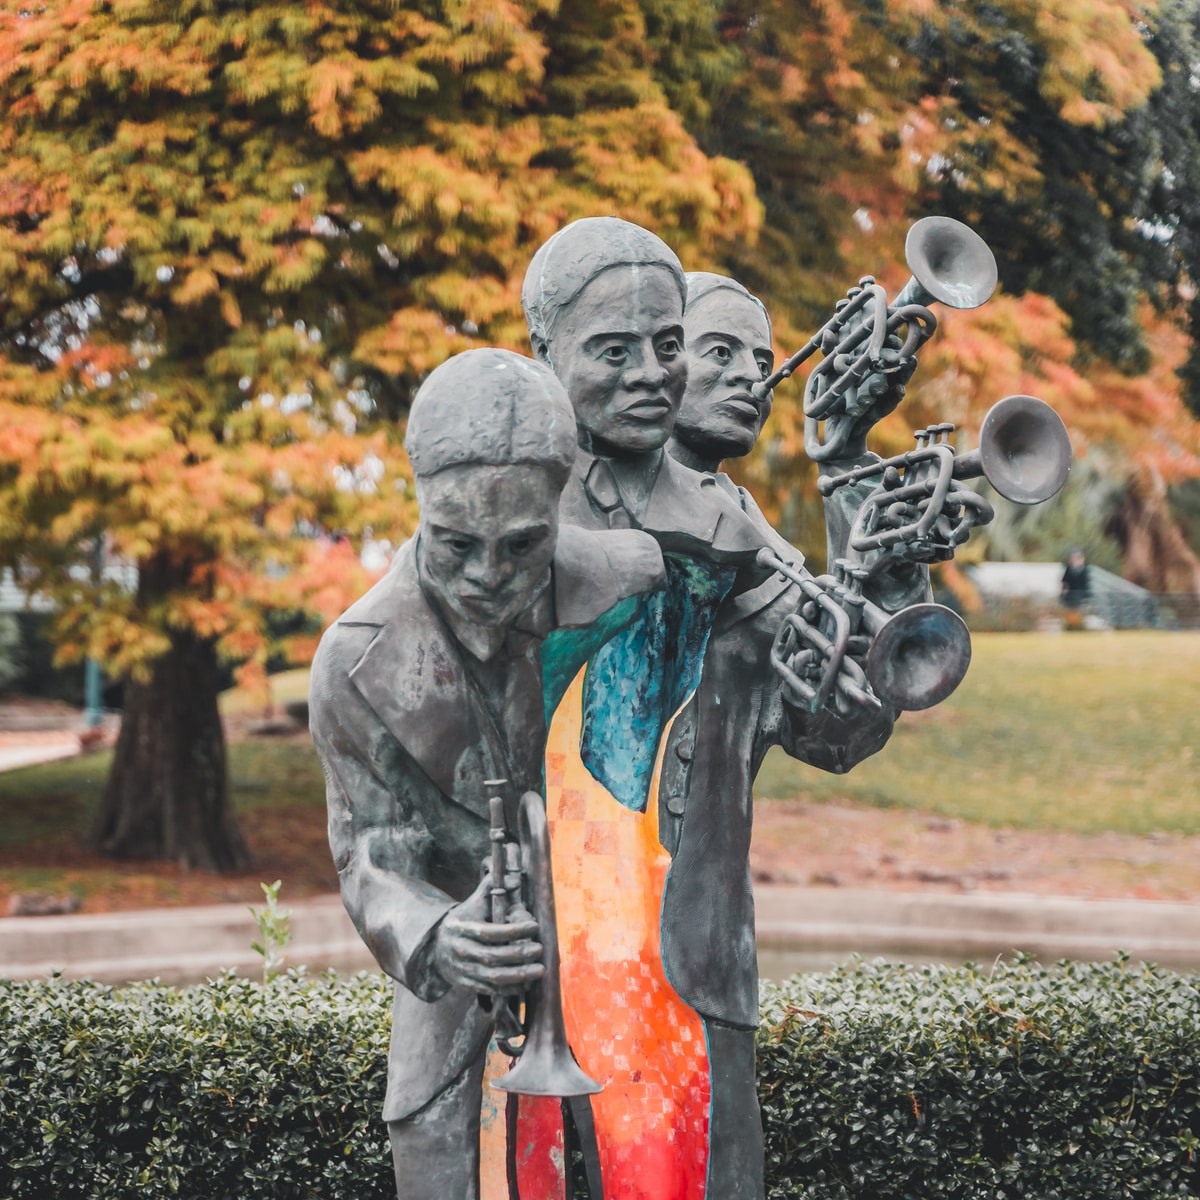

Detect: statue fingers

[450,916,541,945]
[472,961,546,995]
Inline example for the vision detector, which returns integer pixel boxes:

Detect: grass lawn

[0,739,326,852]
[0,631,1195,911]
[755,630,1200,836]
[0,738,331,911]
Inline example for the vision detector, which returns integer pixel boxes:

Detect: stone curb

[754,885,1200,970]
[1,886,1197,987]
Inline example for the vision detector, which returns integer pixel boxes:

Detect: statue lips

[457,588,516,625]
[716,390,764,428]
[622,396,674,424]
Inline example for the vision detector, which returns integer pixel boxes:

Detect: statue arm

[310,630,457,1002]
[742,582,898,776]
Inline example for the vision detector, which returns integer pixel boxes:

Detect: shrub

[0,972,393,1199]
[758,956,1200,1199]
[1,958,1198,1198]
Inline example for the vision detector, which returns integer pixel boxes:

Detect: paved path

[0,731,81,772]
[2,886,1196,987]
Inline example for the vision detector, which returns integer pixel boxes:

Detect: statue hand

[432,874,544,996]
[815,331,918,464]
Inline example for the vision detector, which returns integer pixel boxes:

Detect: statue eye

[708,343,732,364]
[600,344,628,365]
[756,356,773,378]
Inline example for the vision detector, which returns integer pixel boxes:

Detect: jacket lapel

[343,543,506,820]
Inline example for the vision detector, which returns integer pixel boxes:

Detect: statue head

[671,272,774,469]
[406,348,575,641]
[522,217,688,458]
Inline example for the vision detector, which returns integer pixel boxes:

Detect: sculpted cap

[405,348,577,483]
[522,216,687,350]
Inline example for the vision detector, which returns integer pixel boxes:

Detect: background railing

[960,562,1200,631]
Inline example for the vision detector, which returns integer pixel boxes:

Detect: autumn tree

[0,0,759,869]
[702,0,1200,587]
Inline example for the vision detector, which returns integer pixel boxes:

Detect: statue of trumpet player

[654,270,933,1200]
[517,216,1068,1200]
[308,348,665,1200]
[651,239,1071,1199]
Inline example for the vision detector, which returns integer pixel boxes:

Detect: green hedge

[0,972,393,1199]
[757,956,1200,1199]
[1,958,1197,1198]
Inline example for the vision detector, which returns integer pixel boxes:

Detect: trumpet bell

[901,216,998,311]
[972,393,1072,505]
[866,603,972,711]
[491,1020,604,1097]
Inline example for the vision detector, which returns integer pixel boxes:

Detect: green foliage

[2,960,1198,1197]
[1169,477,1200,558]
[0,613,23,692]
[980,454,1125,574]
[249,880,293,983]
[758,956,1200,1199]
[0,972,393,1200]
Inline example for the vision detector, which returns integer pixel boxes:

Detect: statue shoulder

[553,524,665,628]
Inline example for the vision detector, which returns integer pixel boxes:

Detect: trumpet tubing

[490,791,602,1099]
[757,549,973,713]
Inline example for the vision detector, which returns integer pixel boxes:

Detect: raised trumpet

[486,789,601,1099]
[820,394,1073,559]
[760,550,972,714]
[755,216,998,462]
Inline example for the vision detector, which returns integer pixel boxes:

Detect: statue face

[543,265,686,456]
[416,463,560,632]
[674,288,773,462]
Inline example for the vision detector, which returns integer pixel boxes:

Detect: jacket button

[675,740,694,763]
[665,795,686,815]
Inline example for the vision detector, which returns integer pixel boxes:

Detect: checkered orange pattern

[544,669,711,1199]
[479,669,712,1200]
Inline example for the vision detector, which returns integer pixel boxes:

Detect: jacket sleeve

[309,624,456,1002]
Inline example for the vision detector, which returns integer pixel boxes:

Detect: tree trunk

[1112,465,1200,594]
[91,627,250,872]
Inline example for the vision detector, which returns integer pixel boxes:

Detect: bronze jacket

[657,479,930,1028]
[309,527,663,1122]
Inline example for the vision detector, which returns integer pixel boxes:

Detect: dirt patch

[0,802,340,915]
[751,798,1200,902]
[1,702,1197,913]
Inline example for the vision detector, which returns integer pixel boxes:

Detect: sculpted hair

[405,348,577,485]
[522,216,687,355]
[685,272,772,336]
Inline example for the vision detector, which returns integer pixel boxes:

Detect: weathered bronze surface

[312,219,1071,1200]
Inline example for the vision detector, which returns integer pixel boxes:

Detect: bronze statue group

[309,217,1070,1199]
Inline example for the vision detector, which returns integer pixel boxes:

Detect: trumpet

[760,549,972,714]
[820,394,1073,560]
[485,788,601,1099]
[755,216,998,462]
